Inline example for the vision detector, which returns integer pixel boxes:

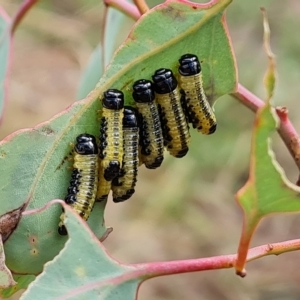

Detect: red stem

[232,83,300,178]
[54,238,300,300]
[23,203,300,279]
[133,0,149,15]
[10,0,39,34]
[104,0,141,20]
[232,83,264,112]
[133,238,300,279]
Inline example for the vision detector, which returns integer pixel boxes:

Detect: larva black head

[152,68,177,94]
[75,134,98,155]
[113,188,135,203]
[102,89,124,110]
[132,79,155,103]
[178,54,201,76]
[175,148,189,158]
[123,106,139,128]
[58,225,68,236]
[208,123,217,134]
[146,156,164,169]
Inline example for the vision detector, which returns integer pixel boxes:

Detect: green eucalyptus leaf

[76,7,135,99]
[0,274,35,298]
[235,103,300,273]
[77,44,103,100]
[21,204,139,300]
[0,0,236,285]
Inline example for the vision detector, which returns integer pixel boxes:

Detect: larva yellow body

[178,54,217,134]
[152,68,190,158]
[58,134,99,236]
[112,107,139,202]
[132,79,164,169]
[96,164,112,202]
[99,89,124,181]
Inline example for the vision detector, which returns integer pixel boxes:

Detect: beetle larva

[152,68,190,158]
[178,53,217,134]
[58,134,98,235]
[132,79,164,169]
[112,106,139,202]
[99,89,124,181]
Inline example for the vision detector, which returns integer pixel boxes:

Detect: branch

[104,0,141,20]
[133,0,149,15]
[133,239,300,279]
[231,84,300,180]
[11,0,39,34]
[276,107,300,185]
[231,83,264,112]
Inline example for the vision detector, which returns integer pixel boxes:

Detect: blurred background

[1,0,300,299]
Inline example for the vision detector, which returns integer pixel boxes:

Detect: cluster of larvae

[58,54,216,235]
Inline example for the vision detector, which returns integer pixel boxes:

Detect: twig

[133,239,300,278]
[104,0,141,20]
[231,83,264,112]
[11,0,39,34]
[133,0,149,15]
[231,84,300,179]
[276,107,300,185]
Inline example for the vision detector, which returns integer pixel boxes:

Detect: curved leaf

[77,44,104,100]
[76,7,135,99]
[235,104,300,274]
[97,0,237,104]
[21,203,140,300]
[0,0,236,279]
[103,6,135,67]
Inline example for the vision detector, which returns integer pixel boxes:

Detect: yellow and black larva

[58,134,99,236]
[96,164,112,202]
[178,54,217,134]
[112,106,139,202]
[98,89,124,181]
[152,68,190,158]
[132,79,164,169]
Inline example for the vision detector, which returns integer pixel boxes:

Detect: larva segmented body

[112,106,139,202]
[96,164,112,202]
[58,134,99,236]
[152,68,190,158]
[132,79,164,169]
[178,54,217,134]
[99,89,124,181]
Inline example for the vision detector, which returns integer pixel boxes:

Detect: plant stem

[23,202,300,279]
[133,239,300,279]
[11,0,39,34]
[231,83,300,179]
[104,0,141,20]
[231,83,264,112]
[276,106,300,185]
[133,0,149,15]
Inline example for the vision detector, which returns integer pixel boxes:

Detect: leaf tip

[261,7,277,102]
